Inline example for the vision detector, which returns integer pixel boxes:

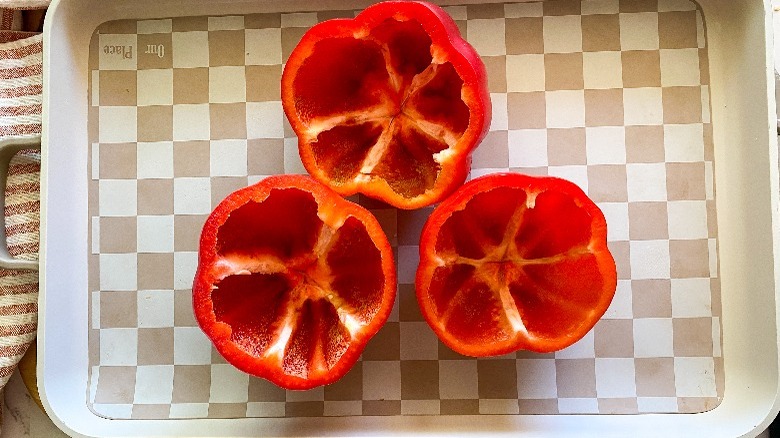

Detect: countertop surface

[2,370,66,437]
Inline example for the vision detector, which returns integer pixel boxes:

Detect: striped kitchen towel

[0,1,47,11]
[0,15,42,390]
[0,7,42,43]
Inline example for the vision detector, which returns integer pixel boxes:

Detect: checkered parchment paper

[85,0,723,420]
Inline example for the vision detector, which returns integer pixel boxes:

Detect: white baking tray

[38,0,780,436]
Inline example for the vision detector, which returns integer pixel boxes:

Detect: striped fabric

[0,14,42,390]
[0,1,47,10]
[0,8,38,43]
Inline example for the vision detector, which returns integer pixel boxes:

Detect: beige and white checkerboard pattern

[86,0,722,419]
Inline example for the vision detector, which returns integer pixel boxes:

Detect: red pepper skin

[193,175,396,390]
[416,173,617,357]
[282,1,491,210]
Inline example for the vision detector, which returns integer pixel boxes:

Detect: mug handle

[0,135,40,271]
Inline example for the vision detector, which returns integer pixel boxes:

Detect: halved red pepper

[282,0,491,210]
[416,173,617,357]
[193,175,396,390]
